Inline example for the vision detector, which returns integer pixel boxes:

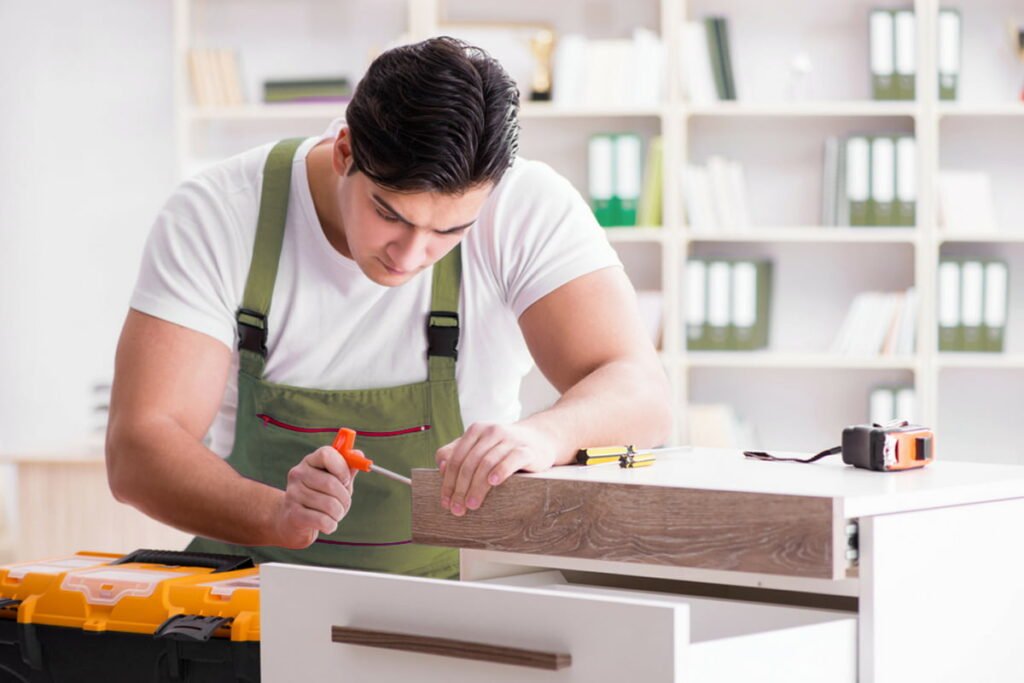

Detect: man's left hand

[435,421,564,516]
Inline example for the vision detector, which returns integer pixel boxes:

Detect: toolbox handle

[331,625,572,671]
[113,549,254,573]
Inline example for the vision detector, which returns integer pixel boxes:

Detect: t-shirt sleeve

[129,177,250,349]
[491,160,623,318]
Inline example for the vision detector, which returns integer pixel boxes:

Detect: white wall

[0,0,176,454]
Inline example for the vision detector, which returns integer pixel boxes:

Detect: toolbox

[0,549,260,682]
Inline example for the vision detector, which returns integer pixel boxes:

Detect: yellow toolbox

[0,549,259,682]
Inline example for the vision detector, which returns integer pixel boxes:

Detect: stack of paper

[553,29,664,107]
[683,157,750,233]
[831,288,917,356]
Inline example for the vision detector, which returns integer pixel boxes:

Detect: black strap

[744,445,842,464]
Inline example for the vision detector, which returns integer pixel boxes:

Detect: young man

[107,37,671,578]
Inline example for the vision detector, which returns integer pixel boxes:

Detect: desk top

[525,447,1024,518]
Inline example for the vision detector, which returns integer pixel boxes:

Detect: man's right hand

[273,446,359,549]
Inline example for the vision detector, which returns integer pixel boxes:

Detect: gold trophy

[529,29,555,101]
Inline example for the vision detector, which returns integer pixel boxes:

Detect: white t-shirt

[131,120,622,458]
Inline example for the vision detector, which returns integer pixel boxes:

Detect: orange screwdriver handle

[332,428,373,472]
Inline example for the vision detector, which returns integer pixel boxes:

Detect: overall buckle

[237,308,268,355]
[427,311,460,360]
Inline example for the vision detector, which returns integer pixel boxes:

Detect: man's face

[332,130,493,287]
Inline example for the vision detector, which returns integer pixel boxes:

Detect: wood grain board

[411,470,840,579]
[331,626,572,670]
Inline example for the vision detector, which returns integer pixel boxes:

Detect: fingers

[283,447,360,537]
[438,424,504,513]
[463,446,533,512]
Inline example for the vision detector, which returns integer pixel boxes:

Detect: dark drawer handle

[331,625,572,671]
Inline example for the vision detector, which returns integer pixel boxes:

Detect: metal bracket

[845,520,860,566]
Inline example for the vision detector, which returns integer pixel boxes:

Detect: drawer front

[261,563,682,682]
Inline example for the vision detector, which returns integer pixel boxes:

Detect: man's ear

[332,128,355,176]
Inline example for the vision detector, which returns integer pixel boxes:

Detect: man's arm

[106,309,356,548]
[435,266,672,515]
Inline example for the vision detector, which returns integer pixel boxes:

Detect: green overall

[186,138,464,579]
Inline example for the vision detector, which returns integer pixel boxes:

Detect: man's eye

[376,210,401,223]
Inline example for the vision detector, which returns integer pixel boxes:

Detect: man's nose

[389,229,430,272]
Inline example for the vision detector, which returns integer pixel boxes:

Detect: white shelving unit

[173,0,1024,462]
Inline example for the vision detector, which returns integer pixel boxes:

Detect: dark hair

[344,36,520,194]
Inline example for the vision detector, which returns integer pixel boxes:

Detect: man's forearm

[520,357,673,466]
[106,416,283,546]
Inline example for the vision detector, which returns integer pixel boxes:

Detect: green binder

[960,260,985,352]
[730,260,773,351]
[937,260,962,351]
[870,137,896,226]
[588,134,616,227]
[894,135,916,227]
[686,259,712,351]
[706,260,734,350]
[894,10,916,100]
[938,9,961,101]
[982,260,1009,352]
[704,18,728,100]
[847,136,872,226]
[614,133,643,227]
[870,10,898,100]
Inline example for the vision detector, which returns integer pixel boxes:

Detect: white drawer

[261,563,856,682]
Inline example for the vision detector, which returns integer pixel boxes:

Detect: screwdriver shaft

[371,464,411,486]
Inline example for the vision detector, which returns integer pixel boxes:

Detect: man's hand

[435,421,563,516]
[272,446,359,548]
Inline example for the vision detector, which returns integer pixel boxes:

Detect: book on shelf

[830,287,917,356]
[682,16,737,103]
[262,77,351,104]
[682,156,750,234]
[938,259,1009,352]
[552,29,664,108]
[937,171,996,234]
[870,8,916,101]
[822,134,916,227]
[869,385,917,424]
[937,9,961,101]
[636,136,664,227]
[188,48,245,107]
[588,133,645,227]
[686,259,772,351]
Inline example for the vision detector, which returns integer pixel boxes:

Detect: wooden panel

[14,461,191,560]
[331,626,572,670]
[412,470,838,579]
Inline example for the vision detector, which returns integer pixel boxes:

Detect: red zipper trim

[256,413,431,437]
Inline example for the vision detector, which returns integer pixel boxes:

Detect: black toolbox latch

[155,614,233,642]
[0,598,21,611]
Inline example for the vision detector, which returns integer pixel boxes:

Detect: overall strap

[427,245,462,383]
[237,137,305,377]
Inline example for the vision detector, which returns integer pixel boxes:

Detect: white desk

[262,448,1024,681]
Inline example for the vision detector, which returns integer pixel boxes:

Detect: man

[107,37,671,579]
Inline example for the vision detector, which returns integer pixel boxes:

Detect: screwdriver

[332,428,412,486]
